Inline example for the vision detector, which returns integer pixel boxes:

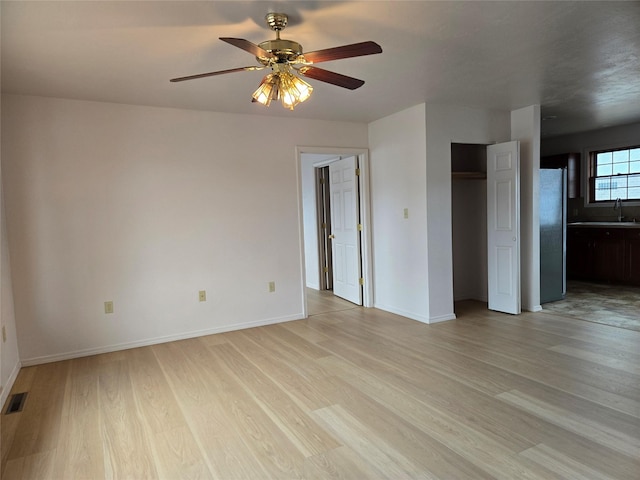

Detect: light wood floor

[306,288,359,317]
[2,298,640,479]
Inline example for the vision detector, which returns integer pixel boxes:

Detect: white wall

[425,104,511,322]
[1,85,22,406]
[511,105,541,312]
[2,94,368,364]
[1,198,20,406]
[369,104,429,322]
[369,103,517,323]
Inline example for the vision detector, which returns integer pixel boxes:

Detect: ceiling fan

[170,13,382,110]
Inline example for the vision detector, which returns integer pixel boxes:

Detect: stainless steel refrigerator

[540,168,567,303]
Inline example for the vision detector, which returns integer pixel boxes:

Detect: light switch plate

[104,301,114,314]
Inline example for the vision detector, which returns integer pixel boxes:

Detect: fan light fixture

[252,64,313,110]
[170,13,382,111]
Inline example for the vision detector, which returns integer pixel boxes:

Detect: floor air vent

[4,392,27,414]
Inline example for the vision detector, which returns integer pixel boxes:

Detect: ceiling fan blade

[302,41,382,64]
[298,66,365,90]
[219,37,275,59]
[170,66,264,83]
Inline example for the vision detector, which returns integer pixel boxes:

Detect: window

[589,145,640,202]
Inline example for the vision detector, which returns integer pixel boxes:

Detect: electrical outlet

[404,208,409,219]
[2,326,6,343]
[268,281,276,293]
[104,301,114,314]
[199,290,207,302]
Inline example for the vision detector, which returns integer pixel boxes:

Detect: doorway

[297,147,373,317]
[451,140,522,315]
[451,143,489,306]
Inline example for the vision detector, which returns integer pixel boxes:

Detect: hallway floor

[306,288,359,316]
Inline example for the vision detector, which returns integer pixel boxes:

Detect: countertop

[568,221,640,228]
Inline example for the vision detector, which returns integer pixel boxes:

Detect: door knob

[329,234,335,239]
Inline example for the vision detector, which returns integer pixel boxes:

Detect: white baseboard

[372,302,455,324]
[1,360,23,409]
[20,313,304,367]
[526,304,543,312]
[428,313,457,323]
[374,303,430,323]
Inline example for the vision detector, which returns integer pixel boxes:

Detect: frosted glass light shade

[251,68,312,110]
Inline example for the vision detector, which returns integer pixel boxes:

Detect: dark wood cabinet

[541,152,581,198]
[625,229,640,284]
[590,229,625,282]
[567,226,640,285]
[566,228,592,279]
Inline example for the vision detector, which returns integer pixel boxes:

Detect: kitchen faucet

[613,197,623,222]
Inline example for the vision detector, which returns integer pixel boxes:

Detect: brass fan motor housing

[257,39,303,64]
[257,13,303,65]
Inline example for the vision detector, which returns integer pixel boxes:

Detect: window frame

[587,144,640,204]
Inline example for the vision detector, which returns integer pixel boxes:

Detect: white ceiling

[2,1,640,138]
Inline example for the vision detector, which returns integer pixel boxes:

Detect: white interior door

[487,141,521,314]
[329,156,362,305]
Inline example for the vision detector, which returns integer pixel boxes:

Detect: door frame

[296,146,373,316]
